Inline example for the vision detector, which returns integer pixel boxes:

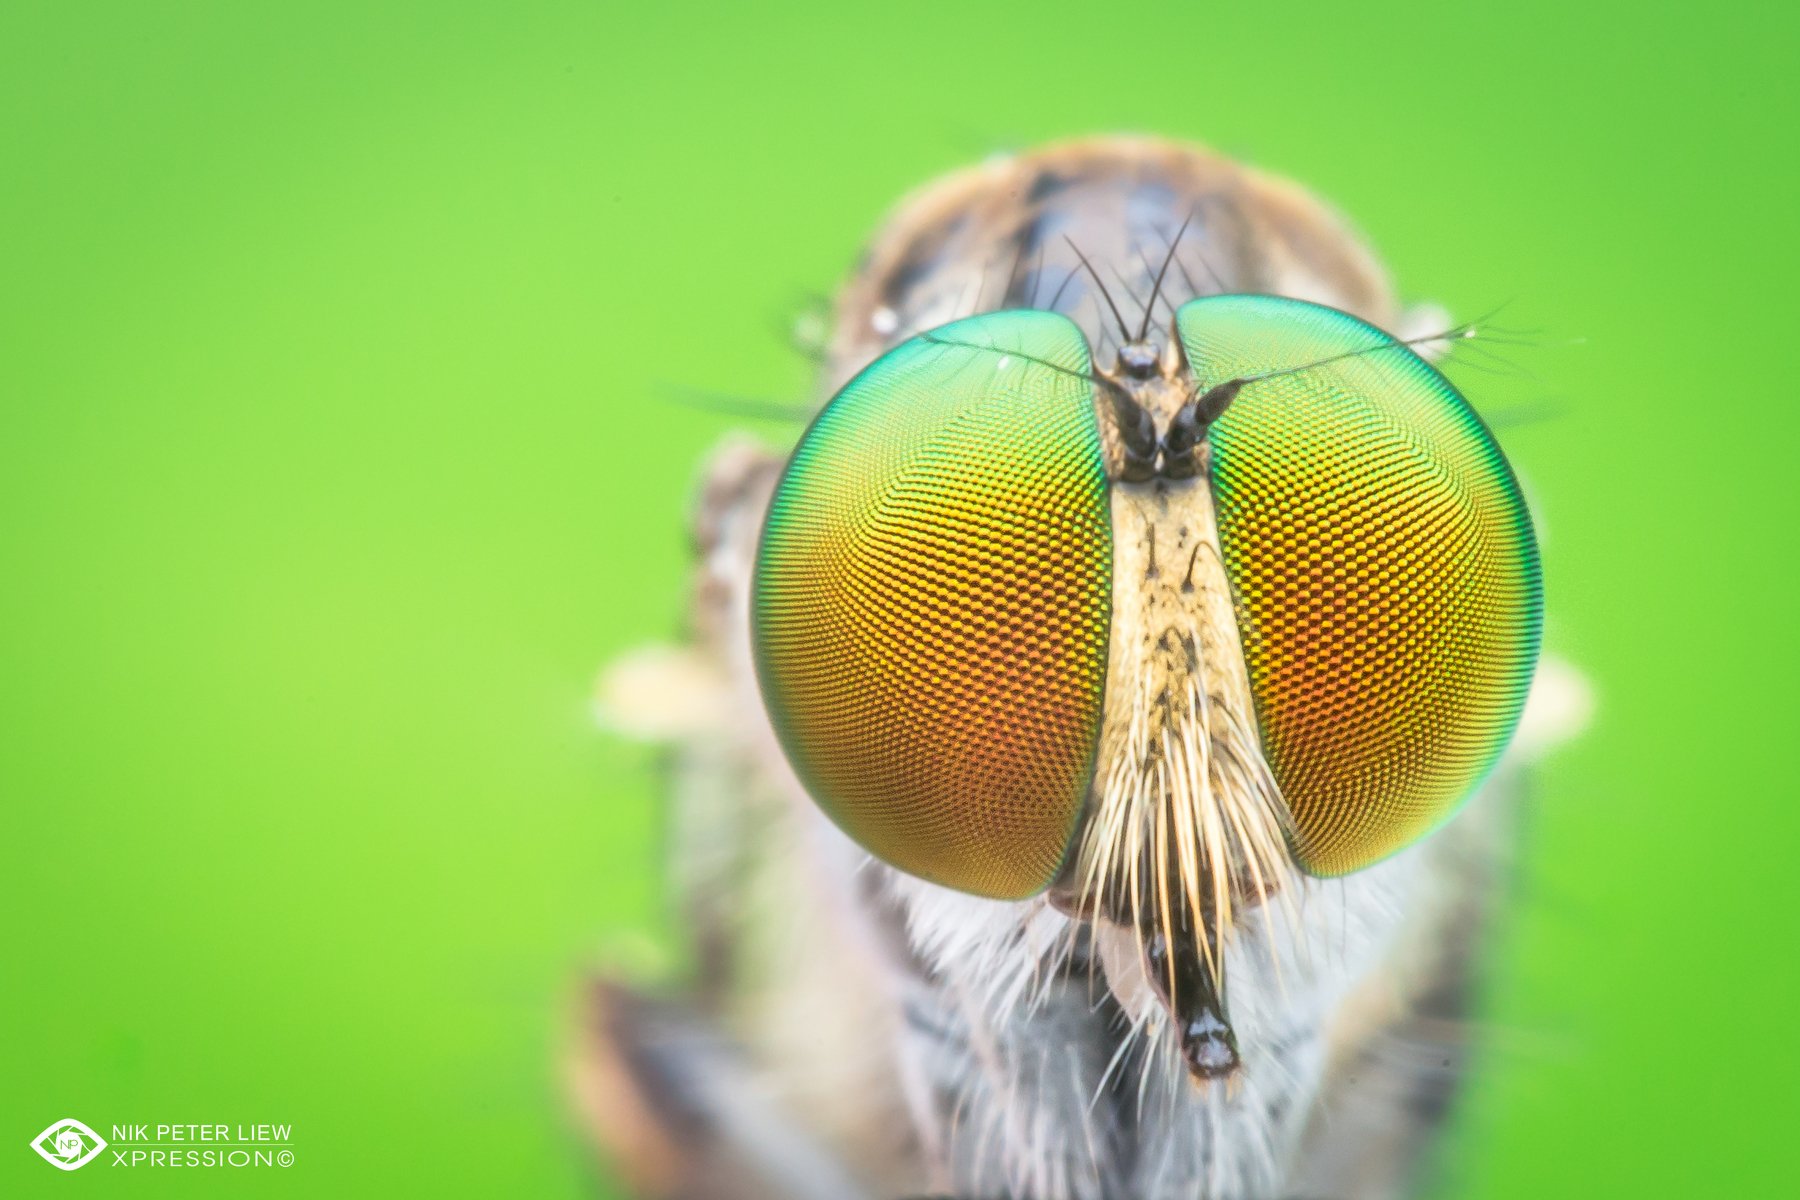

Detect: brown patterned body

[823,137,1394,399]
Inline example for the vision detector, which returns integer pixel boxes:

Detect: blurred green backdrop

[4,2,1795,1195]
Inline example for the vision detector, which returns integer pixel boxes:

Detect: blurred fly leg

[583,440,880,1199]
[575,979,872,1200]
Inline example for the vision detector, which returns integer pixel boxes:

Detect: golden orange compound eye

[1176,295,1543,876]
[751,310,1112,899]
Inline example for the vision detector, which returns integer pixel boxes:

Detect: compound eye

[1176,295,1542,876]
[752,310,1112,898]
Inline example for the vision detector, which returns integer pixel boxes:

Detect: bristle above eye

[1177,295,1542,876]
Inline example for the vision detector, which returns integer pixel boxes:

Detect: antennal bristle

[1063,236,1134,344]
[1138,213,1193,342]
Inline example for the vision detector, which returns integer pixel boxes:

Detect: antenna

[1138,213,1193,342]
[1063,237,1133,344]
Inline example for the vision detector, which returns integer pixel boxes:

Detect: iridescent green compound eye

[752,310,1112,899]
[1177,295,1543,876]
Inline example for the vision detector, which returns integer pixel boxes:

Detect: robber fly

[581,135,1587,1200]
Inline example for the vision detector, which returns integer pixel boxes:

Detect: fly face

[751,285,1541,1081]
[586,136,1580,1200]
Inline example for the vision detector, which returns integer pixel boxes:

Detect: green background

[4,2,1795,1195]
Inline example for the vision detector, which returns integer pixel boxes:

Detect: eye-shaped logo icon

[30,1118,108,1170]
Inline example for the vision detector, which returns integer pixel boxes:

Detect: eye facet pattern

[1178,295,1542,876]
[752,310,1112,899]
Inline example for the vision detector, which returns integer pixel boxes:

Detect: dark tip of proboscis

[1181,1007,1242,1080]
[1141,906,1243,1082]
